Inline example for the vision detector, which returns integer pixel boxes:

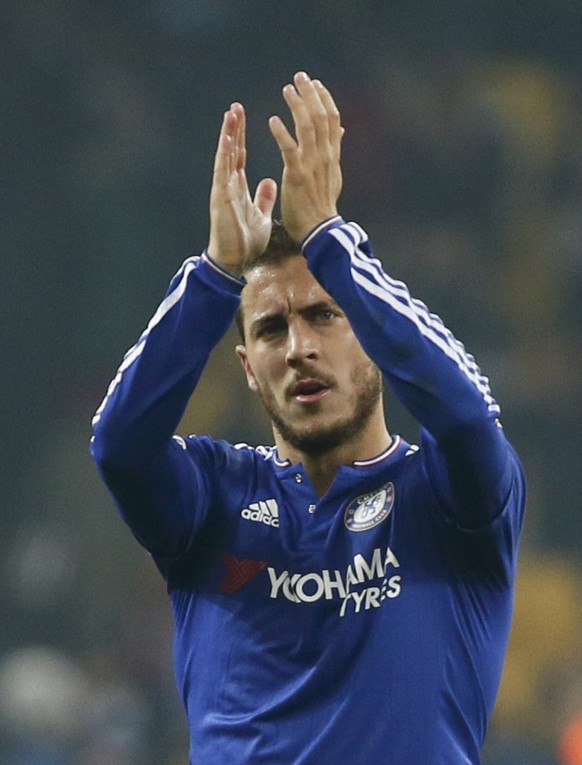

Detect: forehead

[241,257,332,322]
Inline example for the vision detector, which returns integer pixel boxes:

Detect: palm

[208,104,276,272]
[220,170,271,258]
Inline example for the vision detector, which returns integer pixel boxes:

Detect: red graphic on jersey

[218,554,267,595]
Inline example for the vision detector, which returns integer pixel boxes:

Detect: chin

[275,417,360,456]
[257,375,383,458]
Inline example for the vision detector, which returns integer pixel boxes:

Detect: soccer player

[91,72,526,764]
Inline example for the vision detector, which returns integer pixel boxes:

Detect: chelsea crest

[344,483,395,532]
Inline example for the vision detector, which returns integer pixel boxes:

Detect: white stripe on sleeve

[92,256,200,426]
[328,226,499,415]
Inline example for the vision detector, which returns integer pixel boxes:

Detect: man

[91,72,525,764]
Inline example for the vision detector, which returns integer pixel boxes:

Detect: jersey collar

[271,435,408,471]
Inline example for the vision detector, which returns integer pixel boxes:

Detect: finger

[293,71,329,149]
[231,102,246,173]
[282,82,317,155]
[312,79,342,152]
[212,110,236,186]
[269,114,302,172]
[253,177,277,216]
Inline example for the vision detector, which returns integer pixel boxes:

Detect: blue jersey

[91,218,525,765]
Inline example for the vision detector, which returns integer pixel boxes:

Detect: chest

[190,463,450,615]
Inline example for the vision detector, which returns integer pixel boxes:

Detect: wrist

[286,209,340,245]
[300,215,343,250]
[204,251,247,283]
[206,245,244,277]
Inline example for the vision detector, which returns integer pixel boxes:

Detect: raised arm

[269,72,524,529]
[91,104,276,558]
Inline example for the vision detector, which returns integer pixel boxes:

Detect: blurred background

[2,0,582,762]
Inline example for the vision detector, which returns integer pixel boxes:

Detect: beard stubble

[255,361,384,457]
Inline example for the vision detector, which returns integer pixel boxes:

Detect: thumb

[254,178,277,215]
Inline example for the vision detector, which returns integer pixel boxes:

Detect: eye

[260,325,280,337]
[315,308,337,323]
[254,317,286,339]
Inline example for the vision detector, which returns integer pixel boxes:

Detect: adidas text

[241,499,280,528]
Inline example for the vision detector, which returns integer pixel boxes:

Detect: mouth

[289,378,331,404]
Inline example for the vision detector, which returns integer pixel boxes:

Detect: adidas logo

[241,499,280,528]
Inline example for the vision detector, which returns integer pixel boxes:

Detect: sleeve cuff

[201,251,247,287]
[301,215,344,252]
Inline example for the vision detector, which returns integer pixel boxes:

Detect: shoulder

[173,434,278,472]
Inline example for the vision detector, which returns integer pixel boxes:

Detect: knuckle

[283,143,300,156]
[288,166,307,183]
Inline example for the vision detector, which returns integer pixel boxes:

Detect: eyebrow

[248,299,343,338]
[249,313,285,338]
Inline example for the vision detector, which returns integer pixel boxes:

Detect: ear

[235,345,259,393]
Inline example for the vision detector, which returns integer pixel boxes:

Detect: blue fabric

[91,222,525,765]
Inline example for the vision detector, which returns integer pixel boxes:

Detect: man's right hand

[207,103,277,276]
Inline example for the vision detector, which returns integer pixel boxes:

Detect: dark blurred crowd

[1,1,581,763]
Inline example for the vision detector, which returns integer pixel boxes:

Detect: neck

[275,414,392,497]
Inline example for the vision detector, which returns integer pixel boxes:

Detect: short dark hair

[235,220,301,341]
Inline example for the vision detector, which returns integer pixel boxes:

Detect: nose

[285,320,319,367]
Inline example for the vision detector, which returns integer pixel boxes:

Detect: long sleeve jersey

[91,218,526,765]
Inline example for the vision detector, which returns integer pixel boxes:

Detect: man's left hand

[269,72,344,244]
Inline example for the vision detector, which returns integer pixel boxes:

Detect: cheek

[245,353,282,395]
[349,352,381,390]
